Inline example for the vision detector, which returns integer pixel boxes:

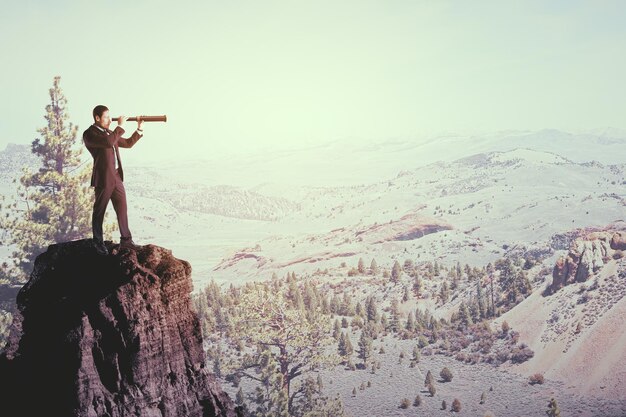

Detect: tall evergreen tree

[458,301,473,328]
[424,370,434,387]
[357,257,365,274]
[389,299,400,332]
[402,285,410,302]
[365,295,378,323]
[405,312,416,333]
[333,318,341,340]
[370,258,378,275]
[391,260,402,283]
[0,76,95,283]
[439,281,450,303]
[338,332,353,359]
[412,275,422,297]
[357,330,372,367]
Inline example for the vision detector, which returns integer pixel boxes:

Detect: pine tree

[405,312,416,333]
[458,301,473,328]
[428,382,436,397]
[486,263,497,317]
[333,318,341,340]
[370,258,378,275]
[358,330,372,367]
[365,296,378,323]
[391,260,402,283]
[424,370,434,387]
[355,301,364,317]
[330,294,341,314]
[440,281,450,303]
[341,292,355,316]
[0,76,95,283]
[413,276,422,297]
[389,299,400,332]
[338,332,353,359]
[357,257,365,274]
[477,278,487,319]
[338,332,347,356]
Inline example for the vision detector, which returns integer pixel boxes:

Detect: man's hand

[118,115,128,126]
[137,116,143,130]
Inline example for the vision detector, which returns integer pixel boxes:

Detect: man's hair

[92,105,109,121]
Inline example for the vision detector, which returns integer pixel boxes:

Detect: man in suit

[83,105,143,255]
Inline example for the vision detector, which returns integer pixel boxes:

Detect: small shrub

[400,398,410,409]
[496,350,510,362]
[442,400,447,410]
[501,320,510,334]
[529,373,545,385]
[511,346,534,363]
[413,395,422,406]
[440,367,453,382]
[451,398,461,412]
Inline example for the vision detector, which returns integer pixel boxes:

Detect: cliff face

[0,240,241,417]
[550,229,625,293]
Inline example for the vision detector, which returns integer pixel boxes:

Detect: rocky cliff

[0,239,241,417]
[550,228,626,293]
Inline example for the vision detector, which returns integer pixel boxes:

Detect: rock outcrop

[550,228,625,293]
[0,239,241,417]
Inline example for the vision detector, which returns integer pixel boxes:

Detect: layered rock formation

[550,228,625,293]
[0,240,241,417]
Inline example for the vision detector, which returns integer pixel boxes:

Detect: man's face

[95,110,111,129]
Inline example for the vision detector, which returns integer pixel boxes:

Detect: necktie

[105,129,123,171]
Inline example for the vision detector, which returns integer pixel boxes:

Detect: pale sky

[1,0,625,163]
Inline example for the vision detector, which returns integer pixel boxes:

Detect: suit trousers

[92,171,132,243]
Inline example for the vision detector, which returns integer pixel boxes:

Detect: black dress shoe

[94,240,109,256]
[119,238,141,251]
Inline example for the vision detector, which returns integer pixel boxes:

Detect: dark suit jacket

[82,124,143,188]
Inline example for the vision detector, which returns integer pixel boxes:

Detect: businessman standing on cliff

[83,105,143,255]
